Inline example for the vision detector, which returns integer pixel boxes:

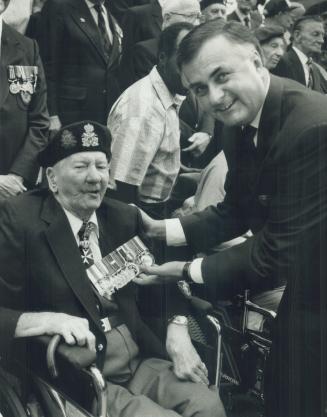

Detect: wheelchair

[0,292,223,417]
[180,282,277,415]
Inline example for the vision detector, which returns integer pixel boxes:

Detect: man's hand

[137,206,166,240]
[0,174,26,199]
[49,115,62,135]
[15,312,96,352]
[166,321,209,385]
[182,132,211,158]
[134,262,186,286]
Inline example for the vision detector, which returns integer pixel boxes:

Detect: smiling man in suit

[39,0,123,133]
[137,19,327,417]
[0,120,226,417]
[0,0,49,202]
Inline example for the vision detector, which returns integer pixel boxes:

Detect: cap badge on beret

[82,123,99,147]
[61,129,77,148]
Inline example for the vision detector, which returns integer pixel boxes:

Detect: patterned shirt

[108,67,184,203]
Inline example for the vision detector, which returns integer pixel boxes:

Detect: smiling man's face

[47,151,109,219]
[181,34,267,126]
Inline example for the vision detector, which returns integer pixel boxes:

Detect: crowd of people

[1,0,327,416]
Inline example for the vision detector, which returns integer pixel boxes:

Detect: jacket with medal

[0,189,170,369]
[39,0,123,125]
[0,22,49,185]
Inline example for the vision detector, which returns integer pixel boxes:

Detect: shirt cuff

[165,219,187,246]
[189,258,204,284]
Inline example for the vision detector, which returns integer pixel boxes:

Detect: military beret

[255,24,285,43]
[38,120,112,168]
[200,0,227,11]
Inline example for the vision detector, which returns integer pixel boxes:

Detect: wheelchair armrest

[244,300,277,320]
[189,295,214,316]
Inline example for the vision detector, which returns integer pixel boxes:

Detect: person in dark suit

[227,0,262,29]
[272,15,327,93]
[137,19,327,417]
[0,120,225,417]
[39,0,122,132]
[0,0,49,201]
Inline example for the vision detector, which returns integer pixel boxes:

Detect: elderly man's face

[294,21,325,56]
[181,35,267,126]
[202,4,227,21]
[261,36,285,69]
[0,0,10,14]
[47,151,109,219]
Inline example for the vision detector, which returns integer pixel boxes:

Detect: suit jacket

[109,0,150,25]
[39,0,123,125]
[119,0,162,89]
[272,47,327,93]
[227,9,262,30]
[0,190,165,370]
[0,23,49,184]
[181,75,327,416]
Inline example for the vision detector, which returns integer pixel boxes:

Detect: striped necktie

[94,3,111,60]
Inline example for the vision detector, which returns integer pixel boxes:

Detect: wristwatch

[168,315,189,326]
[182,261,193,282]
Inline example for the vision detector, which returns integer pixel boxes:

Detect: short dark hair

[292,15,323,35]
[157,22,194,60]
[177,20,263,69]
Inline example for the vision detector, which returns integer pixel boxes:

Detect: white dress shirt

[292,46,310,87]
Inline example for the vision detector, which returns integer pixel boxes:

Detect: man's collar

[84,0,104,10]
[249,70,270,129]
[235,7,250,22]
[292,46,309,67]
[62,208,99,239]
[150,66,185,110]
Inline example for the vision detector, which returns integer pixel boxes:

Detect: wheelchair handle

[47,334,61,378]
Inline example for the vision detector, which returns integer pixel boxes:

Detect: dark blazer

[39,0,123,125]
[109,0,150,25]
[272,47,327,93]
[0,190,165,370]
[119,0,162,89]
[227,9,262,29]
[0,23,49,184]
[180,75,327,417]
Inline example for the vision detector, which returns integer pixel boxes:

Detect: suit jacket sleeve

[0,308,22,360]
[10,40,49,183]
[182,124,327,300]
[39,0,64,117]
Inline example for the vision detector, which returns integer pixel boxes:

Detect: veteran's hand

[0,174,26,199]
[182,132,211,158]
[49,115,62,135]
[166,321,209,385]
[134,262,186,286]
[15,312,96,352]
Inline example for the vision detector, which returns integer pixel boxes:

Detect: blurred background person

[255,24,285,70]
[200,0,228,21]
[272,15,327,92]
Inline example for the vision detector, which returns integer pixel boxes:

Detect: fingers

[54,315,96,352]
[133,273,163,286]
[182,142,197,152]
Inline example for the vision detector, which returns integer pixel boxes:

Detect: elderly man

[200,0,228,22]
[0,120,226,417]
[273,15,327,92]
[137,19,327,417]
[0,0,49,203]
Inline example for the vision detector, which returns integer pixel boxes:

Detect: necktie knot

[307,57,313,66]
[241,125,257,151]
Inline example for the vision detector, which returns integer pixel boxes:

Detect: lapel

[0,23,24,108]
[288,48,306,85]
[67,0,107,65]
[311,63,324,93]
[151,0,163,31]
[255,75,283,181]
[41,194,103,331]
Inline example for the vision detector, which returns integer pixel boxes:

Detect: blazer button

[258,194,271,207]
[97,343,104,351]
[102,89,107,94]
